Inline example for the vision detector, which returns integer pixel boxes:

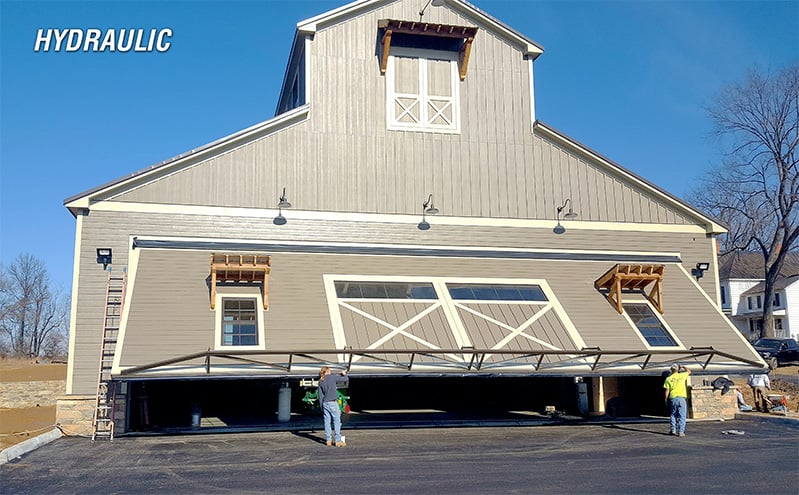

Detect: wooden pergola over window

[594,264,665,315]
[378,19,478,81]
[210,254,271,310]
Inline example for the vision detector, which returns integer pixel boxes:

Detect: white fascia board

[64,105,310,213]
[534,123,727,235]
[528,59,535,131]
[445,0,544,58]
[297,0,391,34]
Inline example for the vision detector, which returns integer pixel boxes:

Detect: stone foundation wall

[689,386,738,420]
[0,381,64,408]
[56,385,128,437]
[56,395,95,436]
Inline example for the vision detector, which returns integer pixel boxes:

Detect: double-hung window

[221,298,258,346]
[213,290,266,351]
[386,47,460,133]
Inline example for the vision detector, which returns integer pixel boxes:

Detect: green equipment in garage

[299,378,350,413]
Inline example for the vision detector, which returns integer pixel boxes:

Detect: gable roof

[741,274,799,296]
[296,0,544,58]
[718,251,799,280]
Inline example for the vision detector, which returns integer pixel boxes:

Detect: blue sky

[1,0,797,293]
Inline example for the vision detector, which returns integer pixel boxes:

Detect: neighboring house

[60,0,764,436]
[718,252,799,341]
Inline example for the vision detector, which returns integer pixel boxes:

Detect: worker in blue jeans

[664,363,692,437]
[318,366,348,447]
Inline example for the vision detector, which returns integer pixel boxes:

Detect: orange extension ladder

[91,268,126,441]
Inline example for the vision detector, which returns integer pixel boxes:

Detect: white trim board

[87,200,713,235]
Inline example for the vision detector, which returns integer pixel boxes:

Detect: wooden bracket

[210,254,271,310]
[378,19,478,80]
[595,264,665,314]
[380,29,392,75]
[459,36,474,81]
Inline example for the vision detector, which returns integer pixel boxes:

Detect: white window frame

[385,47,460,134]
[621,301,684,350]
[213,289,266,351]
[323,274,586,356]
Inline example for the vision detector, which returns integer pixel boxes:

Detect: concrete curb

[0,428,63,465]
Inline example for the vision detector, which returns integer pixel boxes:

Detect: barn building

[60,0,765,438]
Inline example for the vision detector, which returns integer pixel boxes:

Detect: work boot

[326,440,332,446]
[335,441,346,447]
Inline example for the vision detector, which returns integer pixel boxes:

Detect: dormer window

[379,19,477,134]
[386,47,460,132]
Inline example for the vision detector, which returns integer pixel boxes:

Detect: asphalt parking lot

[2,416,797,495]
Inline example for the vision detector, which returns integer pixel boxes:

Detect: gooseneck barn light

[418,194,439,230]
[553,198,578,235]
[274,187,292,225]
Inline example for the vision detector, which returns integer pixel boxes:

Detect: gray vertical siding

[108,0,695,226]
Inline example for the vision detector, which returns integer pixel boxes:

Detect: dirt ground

[0,359,67,450]
[0,360,797,451]
[734,366,799,412]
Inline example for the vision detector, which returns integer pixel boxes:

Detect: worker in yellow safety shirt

[664,363,691,437]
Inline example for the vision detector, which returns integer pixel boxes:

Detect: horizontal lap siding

[659,268,752,354]
[69,215,136,395]
[121,251,214,364]
[119,250,336,368]
[71,207,718,392]
[82,209,716,265]
[83,242,749,374]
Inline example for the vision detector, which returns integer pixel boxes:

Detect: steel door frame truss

[119,346,764,376]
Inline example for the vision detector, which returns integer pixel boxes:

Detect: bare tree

[691,65,799,339]
[0,254,69,358]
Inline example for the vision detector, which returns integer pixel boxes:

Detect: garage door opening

[122,375,666,433]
